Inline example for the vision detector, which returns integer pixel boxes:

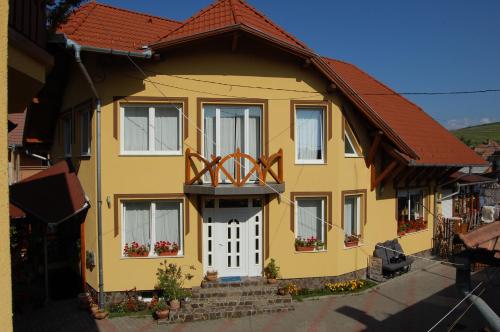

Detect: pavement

[14,260,500,332]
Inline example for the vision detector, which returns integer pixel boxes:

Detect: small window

[63,116,72,157]
[295,108,324,164]
[295,197,325,243]
[122,200,183,257]
[80,110,91,156]
[397,189,425,222]
[344,195,361,237]
[344,120,360,157]
[121,104,182,155]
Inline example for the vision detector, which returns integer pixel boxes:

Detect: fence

[433,213,483,259]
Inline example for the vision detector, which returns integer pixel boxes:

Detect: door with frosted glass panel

[203,105,261,183]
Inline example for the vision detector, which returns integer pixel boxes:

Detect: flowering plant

[325,279,365,293]
[123,242,149,257]
[295,236,318,248]
[154,241,179,255]
[344,234,360,243]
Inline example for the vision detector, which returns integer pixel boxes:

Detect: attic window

[344,121,361,157]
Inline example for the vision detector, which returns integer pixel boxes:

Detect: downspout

[68,40,104,309]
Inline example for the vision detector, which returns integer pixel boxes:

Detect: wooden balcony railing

[185,148,283,187]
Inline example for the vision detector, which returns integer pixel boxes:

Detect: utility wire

[126,55,465,267]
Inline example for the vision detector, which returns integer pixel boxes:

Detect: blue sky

[100,0,500,129]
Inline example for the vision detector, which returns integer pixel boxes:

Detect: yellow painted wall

[0,0,13,329]
[53,48,435,291]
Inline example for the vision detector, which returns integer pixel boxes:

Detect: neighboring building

[472,140,500,174]
[39,1,486,301]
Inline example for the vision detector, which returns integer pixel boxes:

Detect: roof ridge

[228,0,238,24]
[92,1,182,24]
[68,1,98,36]
[236,0,308,49]
[159,0,224,41]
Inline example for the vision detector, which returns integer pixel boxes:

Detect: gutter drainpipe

[66,39,105,309]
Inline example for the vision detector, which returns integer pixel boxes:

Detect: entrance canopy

[10,160,89,224]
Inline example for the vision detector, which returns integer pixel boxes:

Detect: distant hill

[451,122,500,147]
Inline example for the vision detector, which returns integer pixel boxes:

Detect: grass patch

[291,279,376,302]
[452,122,500,147]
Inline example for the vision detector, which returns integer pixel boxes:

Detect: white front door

[203,199,263,278]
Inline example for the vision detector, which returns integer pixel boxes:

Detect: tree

[47,0,87,33]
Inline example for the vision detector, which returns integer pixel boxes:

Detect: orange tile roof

[459,221,500,258]
[323,57,486,166]
[155,0,308,50]
[8,111,26,146]
[58,1,181,51]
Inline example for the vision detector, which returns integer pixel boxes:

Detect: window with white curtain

[80,110,91,156]
[121,104,182,155]
[63,116,72,157]
[397,189,425,222]
[122,200,183,257]
[343,195,361,237]
[295,107,324,163]
[295,197,325,242]
[203,104,262,182]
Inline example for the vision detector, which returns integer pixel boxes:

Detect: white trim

[80,109,91,156]
[121,199,184,258]
[344,130,359,158]
[294,107,325,164]
[120,104,183,156]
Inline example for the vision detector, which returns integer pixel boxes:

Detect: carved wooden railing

[185,148,283,187]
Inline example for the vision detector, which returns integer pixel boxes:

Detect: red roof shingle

[8,111,26,146]
[58,2,182,51]
[155,0,308,49]
[323,57,486,166]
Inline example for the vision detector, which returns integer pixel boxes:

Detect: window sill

[294,161,326,165]
[343,243,365,250]
[294,249,327,254]
[119,153,183,157]
[121,255,184,259]
[344,154,362,158]
[398,228,429,237]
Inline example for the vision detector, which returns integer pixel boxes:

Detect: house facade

[46,1,485,298]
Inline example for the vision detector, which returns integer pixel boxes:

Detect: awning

[459,221,500,259]
[10,160,89,224]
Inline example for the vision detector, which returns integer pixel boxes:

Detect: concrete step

[190,285,279,299]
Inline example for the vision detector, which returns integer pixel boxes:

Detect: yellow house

[45,0,485,305]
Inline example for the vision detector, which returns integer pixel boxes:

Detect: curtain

[220,107,244,182]
[248,107,261,181]
[155,106,180,151]
[124,201,150,246]
[297,109,322,160]
[297,199,322,240]
[344,196,357,236]
[155,201,180,246]
[124,107,149,151]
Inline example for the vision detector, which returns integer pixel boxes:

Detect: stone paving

[14,260,500,332]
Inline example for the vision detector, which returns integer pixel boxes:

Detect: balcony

[184,148,285,195]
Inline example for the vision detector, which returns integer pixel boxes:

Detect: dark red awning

[10,160,89,224]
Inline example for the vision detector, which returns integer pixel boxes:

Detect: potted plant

[154,241,179,256]
[123,242,149,257]
[156,260,195,311]
[264,258,280,284]
[315,240,325,251]
[344,234,359,247]
[295,236,316,251]
[406,221,416,233]
[206,269,218,282]
[152,299,169,320]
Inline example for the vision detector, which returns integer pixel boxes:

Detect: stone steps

[158,279,294,324]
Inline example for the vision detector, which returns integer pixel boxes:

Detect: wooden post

[185,148,190,184]
[278,149,283,183]
[372,160,398,191]
[366,131,382,168]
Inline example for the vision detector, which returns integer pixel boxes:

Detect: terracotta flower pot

[295,246,314,252]
[155,309,170,320]
[206,273,218,282]
[406,228,416,233]
[127,252,148,257]
[159,250,178,257]
[267,278,277,284]
[93,310,109,320]
[169,299,180,310]
[344,240,359,248]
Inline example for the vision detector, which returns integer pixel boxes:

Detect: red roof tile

[8,111,26,146]
[323,57,486,166]
[459,221,500,258]
[154,0,308,49]
[58,1,182,51]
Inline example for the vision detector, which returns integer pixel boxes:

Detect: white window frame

[397,189,425,221]
[121,200,184,258]
[80,109,91,156]
[294,107,325,165]
[63,115,72,157]
[344,130,359,157]
[201,104,263,183]
[343,194,361,236]
[294,197,326,243]
[120,104,183,156]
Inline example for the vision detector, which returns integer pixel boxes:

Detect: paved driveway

[15,261,499,332]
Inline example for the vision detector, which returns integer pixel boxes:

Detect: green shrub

[155,260,195,301]
[264,258,280,279]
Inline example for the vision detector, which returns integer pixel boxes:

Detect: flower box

[123,242,150,257]
[295,245,315,252]
[344,240,359,248]
[406,228,417,233]
[127,252,149,257]
[158,250,179,257]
